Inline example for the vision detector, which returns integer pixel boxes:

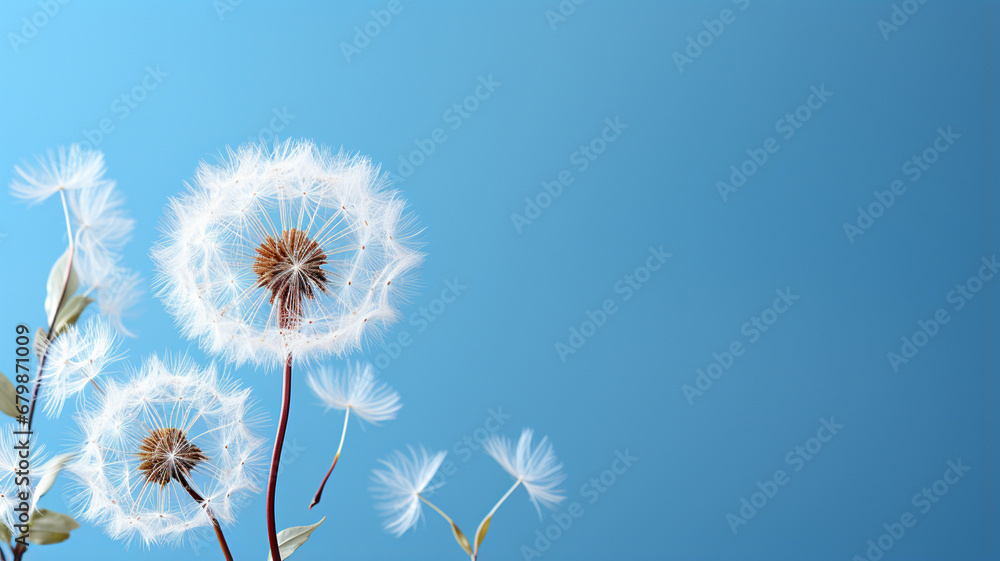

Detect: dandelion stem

[26,190,76,431]
[266,353,293,561]
[418,494,473,557]
[483,479,522,524]
[472,479,522,559]
[309,407,350,510]
[177,472,233,561]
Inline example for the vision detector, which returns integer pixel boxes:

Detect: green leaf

[26,509,79,545]
[0,373,19,419]
[33,328,48,362]
[0,523,11,544]
[44,247,78,329]
[30,453,73,513]
[26,530,70,545]
[266,516,326,561]
[451,521,474,557]
[52,295,93,337]
[474,515,492,550]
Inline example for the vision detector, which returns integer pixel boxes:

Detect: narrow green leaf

[44,248,78,328]
[451,522,473,557]
[266,516,326,561]
[0,373,19,419]
[52,295,93,337]
[30,454,74,513]
[474,515,492,550]
[33,328,48,362]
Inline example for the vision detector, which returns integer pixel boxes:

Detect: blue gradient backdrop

[0,1,996,560]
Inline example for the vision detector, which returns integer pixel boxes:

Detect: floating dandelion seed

[472,429,565,559]
[482,429,566,516]
[306,362,401,509]
[9,144,106,204]
[371,446,448,537]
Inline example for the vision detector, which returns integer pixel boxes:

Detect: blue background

[0,1,996,560]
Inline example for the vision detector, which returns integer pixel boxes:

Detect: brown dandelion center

[137,427,208,488]
[253,228,330,326]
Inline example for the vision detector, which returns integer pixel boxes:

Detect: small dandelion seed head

[152,139,424,366]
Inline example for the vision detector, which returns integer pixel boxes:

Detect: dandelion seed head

[67,355,266,547]
[153,139,423,365]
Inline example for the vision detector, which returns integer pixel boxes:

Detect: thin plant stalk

[309,407,350,509]
[177,472,234,561]
[472,480,522,559]
[27,190,76,430]
[418,494,474,559]
[266,353,293,561]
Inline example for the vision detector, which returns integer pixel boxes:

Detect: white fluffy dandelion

[153,139,423,365]
[371,447,447,537]
[41,318,124,419]
[306,362,401,509]
[9,144,106,204]
[482,429,566,516]
[68,355,265,553]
